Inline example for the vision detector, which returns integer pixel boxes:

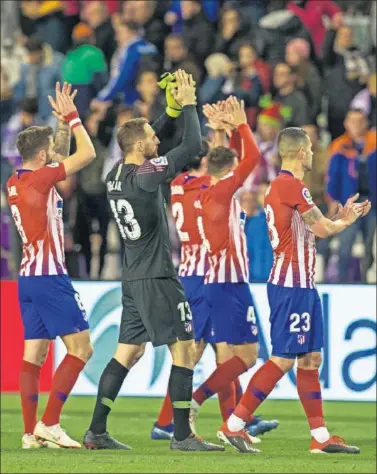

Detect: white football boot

[34,421,81,448]
[22,434,43,449]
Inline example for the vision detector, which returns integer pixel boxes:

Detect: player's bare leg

[34,330,93,449]
[297,352,360,454]
[152,340,207,440]
[168,340,224,451]
[84,342,146,449]
[21,339,50,449]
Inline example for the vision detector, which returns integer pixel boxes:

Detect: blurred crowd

[1,0,376,283]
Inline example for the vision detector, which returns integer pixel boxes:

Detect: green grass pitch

[1,394,376,473]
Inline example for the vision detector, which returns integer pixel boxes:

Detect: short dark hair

[184,139,210,171]
[26,36,44,53]
[166,33,186,46]
[274,62,294,74]
[207,146,237,176]
[277,127,309,158]
[19,98,39,115]
[16,126,53,162]
[117,118,148,155]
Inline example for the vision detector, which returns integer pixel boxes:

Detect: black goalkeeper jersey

[106,106,201,281]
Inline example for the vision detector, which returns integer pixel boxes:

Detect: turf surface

[1,394,376,473]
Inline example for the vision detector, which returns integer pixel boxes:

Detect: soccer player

[6,82,96,449]
[188,98,264,452]
[83,70,223,452]
[218,127,370,453]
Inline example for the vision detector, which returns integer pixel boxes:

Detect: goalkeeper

[83,70,223,452]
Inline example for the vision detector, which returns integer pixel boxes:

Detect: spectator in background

[351,72,377,129]
[327,108,376,282]
[302,124,329,212]
[82,1,117,67]
[242,103,283,192]
[259,7,315,67]
[21,1,69,54]
[287,0,342,56]
[272,62,310,127]
[240,183,273,283]
[74,108,112,279]
[165,0,220,33]
[199,53,234,105]
[123,0,168,56]
[239,42,271,94]
[1,38,26,89]
[181,0,215,67]
[323,23,370,139]
[93,20,157,107]
[62,23,108,119]
[0,68,14,139]
[134,70,164,121]
[13,36,63,126]
[214,5,257,62]
[285,38,321,123]
[1,98,39,171]
[163,34,202,84]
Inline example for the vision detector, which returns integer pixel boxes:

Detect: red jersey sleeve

[211,123,261,201]
[29,163,67,194]
[282,179,315,215]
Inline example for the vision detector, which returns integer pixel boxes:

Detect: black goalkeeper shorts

[119,276,194,347]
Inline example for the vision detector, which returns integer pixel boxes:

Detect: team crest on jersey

[47,162,59,168]
[302,188,313,205]
[297,334,306,345]
[240,210,246,229]
[150,156,168,167]
[251,325,258,336]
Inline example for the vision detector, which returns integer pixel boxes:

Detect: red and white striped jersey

[196,124,261,284]
[170,172,210,277]
[7,163,67,277]
[264,170,316,288]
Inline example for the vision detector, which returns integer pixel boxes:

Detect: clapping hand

[170,69,196,107]
[48,82,78,121]
[203,101,234,137]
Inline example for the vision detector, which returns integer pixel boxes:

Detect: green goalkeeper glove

[157,72,182,118]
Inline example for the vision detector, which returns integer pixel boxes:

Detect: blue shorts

[18,275,89,340]
[267,283,323,359]
[205,283,259,345]
[181,276,213,343]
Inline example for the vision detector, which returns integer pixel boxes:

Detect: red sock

[297,368,325,429]
[234,377,243,405]
[193,356,248,406]
[41,354,85,426]
[218,379,236,422]
[20,361,41,434]
[233,360,284,422]
[157,392,173,426]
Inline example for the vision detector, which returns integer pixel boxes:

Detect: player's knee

[130,344,146,366]
[242,352,257,369]
[297,351,322,370]
[69,342,93,363]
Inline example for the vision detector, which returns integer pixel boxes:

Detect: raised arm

[48,82,96,177]
[136,71,201,192]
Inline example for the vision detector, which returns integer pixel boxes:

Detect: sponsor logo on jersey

[47,162,59,168]
[151,156,168,167]
[302,188,313,205]
[7,186,17,197]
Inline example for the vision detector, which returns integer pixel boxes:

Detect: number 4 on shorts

[246,306,256,324]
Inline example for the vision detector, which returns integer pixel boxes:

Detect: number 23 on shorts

[289,312,311,333]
